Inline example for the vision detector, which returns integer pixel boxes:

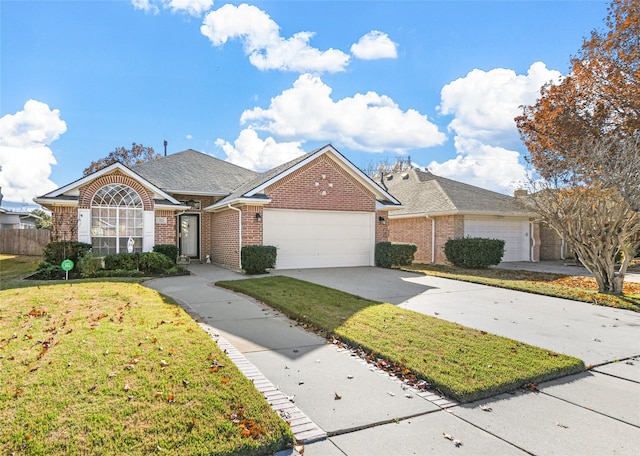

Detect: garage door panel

[263,209,374,269]
[464,216,530,262]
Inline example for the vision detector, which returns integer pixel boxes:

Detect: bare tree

[521,184,639,295]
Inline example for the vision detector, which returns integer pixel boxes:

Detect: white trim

[389,210,537,219]
[77,208,91,244]
[33,197,79,207]
[142,211,155,252]
[204,197,272,212]
[39,162,182,205]
[228,204,242,269]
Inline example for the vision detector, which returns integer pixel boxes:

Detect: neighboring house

[35,145,401,270]
[0,207,41,229]
[383,169,547,264]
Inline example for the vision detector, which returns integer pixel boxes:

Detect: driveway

[147,264,640,455]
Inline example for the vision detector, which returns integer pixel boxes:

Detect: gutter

[529,221,536,262]
[426,215,435,263]
[228,204,242,269]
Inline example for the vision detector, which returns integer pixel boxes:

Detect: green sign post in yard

[61,259,74,280]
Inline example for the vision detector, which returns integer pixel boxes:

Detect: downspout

[426,215,435,263]
[228,204,242,269]
[560,238,566,260]
[529,221,536,262]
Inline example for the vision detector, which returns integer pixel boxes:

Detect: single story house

[35,145,401,270]
[383,168,567,263]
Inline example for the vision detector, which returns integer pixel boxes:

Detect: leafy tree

[516,0,639,181]
[83,143,160,176]
[515,0,640,294]
[31,208,52,229]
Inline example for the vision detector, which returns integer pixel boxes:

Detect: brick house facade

[36,145,400,270]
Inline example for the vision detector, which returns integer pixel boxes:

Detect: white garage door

[263,209,375,269]
[464,216,530,262]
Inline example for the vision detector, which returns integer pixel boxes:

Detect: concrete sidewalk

[146,264,640,455]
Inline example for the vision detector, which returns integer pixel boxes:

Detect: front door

[179,214,200,259]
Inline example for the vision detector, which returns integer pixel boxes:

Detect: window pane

[119,237,142,254]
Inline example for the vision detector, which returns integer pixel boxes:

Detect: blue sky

[1,0,609,207]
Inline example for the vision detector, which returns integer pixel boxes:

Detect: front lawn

[404,263,640,312]
[217,276,584,403]
[0,282,293,455]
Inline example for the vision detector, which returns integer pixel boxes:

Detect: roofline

[389,210,538,219]
[39,162,182,205]
[33,197,79,208]
[244,144,401,205]
[204,197,273,212]
[163,190,229,197]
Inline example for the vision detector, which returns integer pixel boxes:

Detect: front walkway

[146,264,640,455]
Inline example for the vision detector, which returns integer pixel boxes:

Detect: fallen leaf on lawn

[124,384,131,391]
[108,372,117,378]
[168,349,174,355]
[182,380,189,387]
[167,394,175,403]
[160,359,169,367]
[88,385,97,392]
[221,377,230,384]
[155,391,163,398]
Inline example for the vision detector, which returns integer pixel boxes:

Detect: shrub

[103,253,139,271]
[153,244,178,263]
[375,242,417,268]
[242,245,277,274]
[78,251,102,278]
[444,237,505,268]
[138,252,175,274]
[42,241,92,266]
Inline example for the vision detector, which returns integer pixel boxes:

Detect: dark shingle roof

[385,169,529,216]
[130,149,259,195]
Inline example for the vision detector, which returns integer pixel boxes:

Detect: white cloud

[216,128,305,171]
[426,62,561,194]
[439,62,562,145]
[131,0,212,17]
[427,137,529,194]
[351,31,398,60]
[200,3,350,73]
[0,100,66,203]
[239,73,446,152]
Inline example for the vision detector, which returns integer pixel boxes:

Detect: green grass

[0,254,42,287]
[217,276,585,403]
[0,281,293,455]
[404,263,640,312]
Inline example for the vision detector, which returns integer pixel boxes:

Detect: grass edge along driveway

[0,281,293,455]
[217,276,585,403]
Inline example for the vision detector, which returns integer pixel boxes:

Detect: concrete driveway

[146,264,640,455]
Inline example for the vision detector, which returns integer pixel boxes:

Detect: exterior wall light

[378,216,386,224]
[255,213,262,222]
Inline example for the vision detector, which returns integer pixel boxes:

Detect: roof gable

[206,144,401,210]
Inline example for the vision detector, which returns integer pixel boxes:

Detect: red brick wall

[265,155,376,212]
[539,222,569,260]
[375,211,390,243]
[211,208,240,268]
[155,210,176,245]
[389,217,433,263]
[51,206,78,242]
[389,214,464,264]
[242,205,263,246]
[78,171,154,210]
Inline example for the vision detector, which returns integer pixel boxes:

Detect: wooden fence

[0,229,50,256]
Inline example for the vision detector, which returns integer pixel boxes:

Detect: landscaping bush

[242,245,277,274]
[153,244,178,263]
[444,237,505,268]
[103,253,139,271]
[42,241,92,266]
[78,251,102,278]
[375,242,417,268]
[138,252,175,274]
[103,252,175,274]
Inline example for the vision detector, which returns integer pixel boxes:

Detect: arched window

[90,184,143,256]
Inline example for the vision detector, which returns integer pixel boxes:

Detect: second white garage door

[263,209,375,269]
[464,215,531,262]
